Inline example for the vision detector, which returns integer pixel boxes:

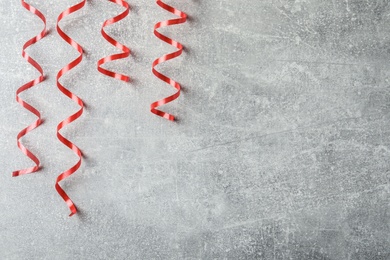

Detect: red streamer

[13,1,47,177]
[55,0,86,217]
[97,0,131,82]
[151,0,187,121]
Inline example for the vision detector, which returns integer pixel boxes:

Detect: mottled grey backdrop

[0,0,389,259]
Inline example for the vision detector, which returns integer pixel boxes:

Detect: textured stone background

[1,0,389,259]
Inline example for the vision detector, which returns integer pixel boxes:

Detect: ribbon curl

[13,0,47,177]
[55,0,86,217]
[151,0,187,121]
[97,0,130,82]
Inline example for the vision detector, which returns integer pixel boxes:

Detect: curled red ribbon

[55,0,86,217]
[97,0,130,82]
[151,0,187,121]
[13,0,47,177]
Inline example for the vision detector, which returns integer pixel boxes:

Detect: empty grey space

[0,0,389,259]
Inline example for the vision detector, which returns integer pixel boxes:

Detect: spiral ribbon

[13,1,47,177]
[97,0,130,82]
[56,0,86,216]
[151,0,187,121]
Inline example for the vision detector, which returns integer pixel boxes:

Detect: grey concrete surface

[0,0,389,259]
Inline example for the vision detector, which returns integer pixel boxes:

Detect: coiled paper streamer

[13,0,47,177]
[98,0,130,82]
[56,0,86,216]
[151,0,187,121]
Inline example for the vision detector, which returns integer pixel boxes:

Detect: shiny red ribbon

[55,0,86,217]
[151,0,187,121]
[13,0,47,177]
[97,0,130,82]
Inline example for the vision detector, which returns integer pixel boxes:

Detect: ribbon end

[69,207,77,217]
[12,165,40,177]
